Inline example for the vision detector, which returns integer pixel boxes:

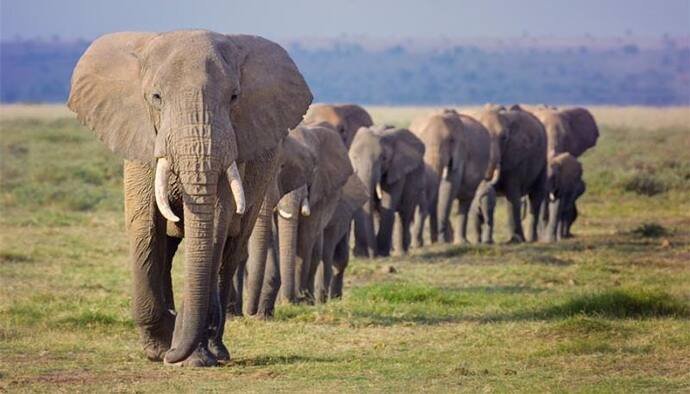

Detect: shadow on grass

[229,354,338,367]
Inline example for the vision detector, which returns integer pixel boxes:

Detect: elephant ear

[560,107,599,157]
[67,32,158,163]
[381,128,425,185]
[223,35,313,163]
[341,104,374,132]
[295,125,353,206]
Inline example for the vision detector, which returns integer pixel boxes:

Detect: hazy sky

[2,0,689,41]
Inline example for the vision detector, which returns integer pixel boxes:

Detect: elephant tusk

[226,161,246,215]
[442,166,449,179]
[375,183,383,200]
[154,158,180,222]
[300,197,311,216]
[489,167,501,185]
[278,208,293,219]
[549,192,557,202]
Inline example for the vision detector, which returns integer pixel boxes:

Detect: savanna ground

[1,105,689,392]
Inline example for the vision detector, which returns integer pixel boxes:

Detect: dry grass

[1,105,689,392]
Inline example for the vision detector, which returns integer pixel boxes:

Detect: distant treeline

[1,39,688,105]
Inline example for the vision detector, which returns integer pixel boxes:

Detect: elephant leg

[227,259,245,317]
[295,228,315,303]
[504,187,526,243]
[454,198,471,245]
[429,195,439,244]
[244,200,273,316]
[411,204,425,249]
[525,190,545,243]
[329,230,350,299]
[392,212,404,256]
[353,206,376,258]
[317,225,338,304]
[305,234,323,302]
[163,236,181,311]
[257,216,279,318]
[123,161,175,362]
[544,199,561,243]
[481,197,495,244]
[377,181,404,257]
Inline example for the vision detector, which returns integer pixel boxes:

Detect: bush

[631,223,669,238]
[622,173,667,196]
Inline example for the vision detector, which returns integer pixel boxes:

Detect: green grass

[1,108,690,392]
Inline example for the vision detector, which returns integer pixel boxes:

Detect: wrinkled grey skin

[351,126,426,257]
[561,179,586,239]
[469,180,497,244]
[411,164,440,248]
[410,110,495,246]
[267,124,353,305]
[304,104,374,148]
[228,135,317,317]
[542,153,584,242]
[472,105,548,243]
[314,174,369,302]
[68,30,311,367]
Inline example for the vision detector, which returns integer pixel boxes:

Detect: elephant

[67,30,311,367]
[303,104,374,148]
[315,173,369,302]
[350,125,426,257]
[411,163,440,248]
[517,105,599,159]
[470,105,548,243]
[469,179,497,244]
[228,133,317,317]
[261,123,353,305]
[410,109,497,245]
[561,178,586,239]
[542,153,585,242]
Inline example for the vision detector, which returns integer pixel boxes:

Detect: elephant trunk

[244,200,273,316]
[436,177,456,243]
[163,159,219,364]
[278,190,301,303]
[352,165,378,257]
[485,136,502,182]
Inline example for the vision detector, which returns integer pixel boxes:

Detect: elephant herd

[67,31,598,367]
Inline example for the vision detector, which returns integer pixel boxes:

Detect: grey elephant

[411,109,497,245]
[518,105,599,159]
[264,124,353,305]
[543,153,584,242]
[68,30,311,366]
[351,125,426,257]
[303,103,374,148]
[471,105,548,243]
[315,173,369,302]
[229,134,317,317]
[469,179,497,244]
[411,163,441,248]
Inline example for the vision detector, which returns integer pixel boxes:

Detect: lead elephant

[411,109,497,245]
[351,126,426,257]
[543,153,584,242]
[68,30,312,366]
[303,104,374,148]
[470,105,548,243]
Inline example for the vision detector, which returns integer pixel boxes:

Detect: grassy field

[1,105,689,392]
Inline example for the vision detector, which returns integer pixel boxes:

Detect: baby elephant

[543,153,584,242]
[469,179,497,244]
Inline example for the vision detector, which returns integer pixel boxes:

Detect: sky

[1,0,689,41]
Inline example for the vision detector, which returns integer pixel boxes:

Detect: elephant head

[409,109,464,180]
[304,104,374,149]
[68,30,311,364]
[477,105,543,183]
[350,126,425,257]
[277,124,353,302]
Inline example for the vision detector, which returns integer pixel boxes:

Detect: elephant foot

[208,338,231,363]
[138,311,175,361]
[505,235,524,244]
[481,239,494,245]
[453,237,470,246]
[165,344,218,367]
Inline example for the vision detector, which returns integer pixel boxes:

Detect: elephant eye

[150,93,162,108]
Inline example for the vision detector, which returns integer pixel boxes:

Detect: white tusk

[155,158,180,222]
[375,183,383,200]
[278,208,293,219]
[442,167,449,179]
[226,161,246,215]
[300,197,311,216]
[549,192,556,202]
[489,167,501,185]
